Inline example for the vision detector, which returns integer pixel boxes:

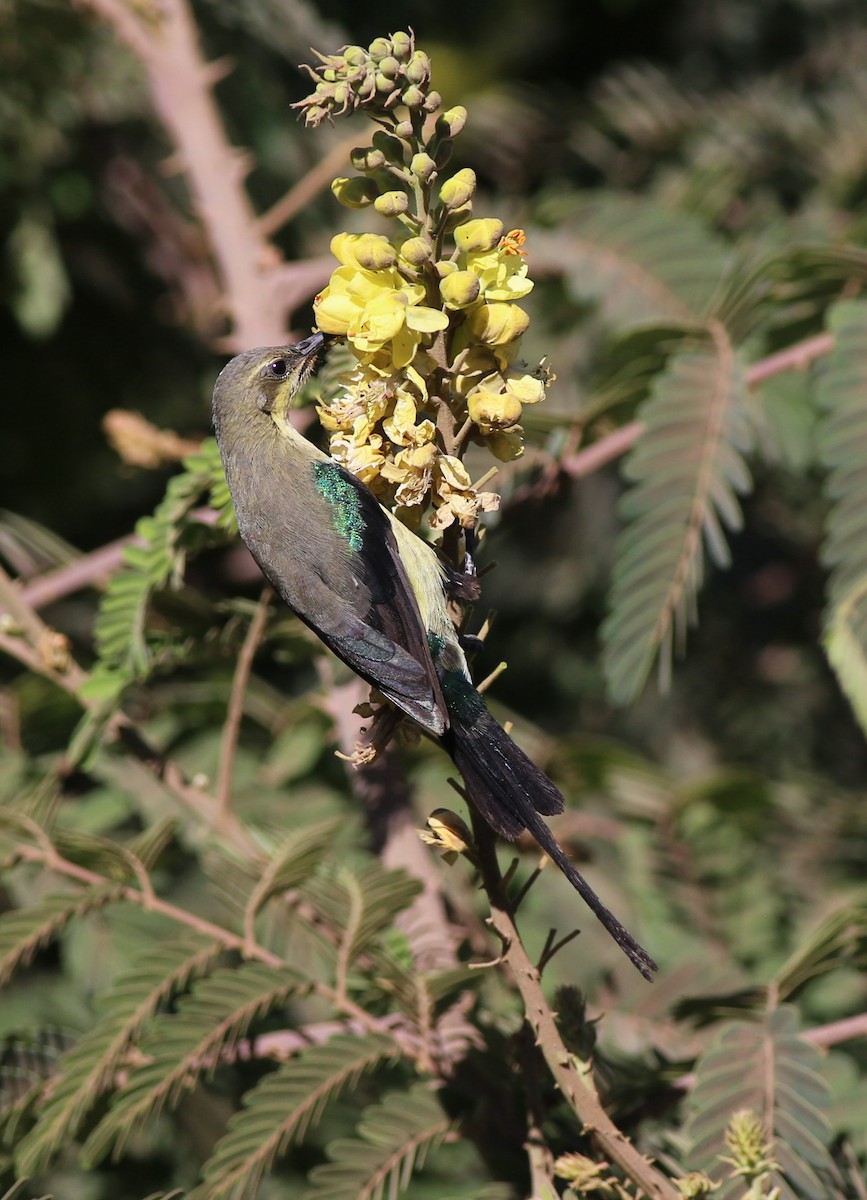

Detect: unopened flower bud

[368,37,392,61]
[331,176,378,208]
[350,145,387,172]
[402,85,426,109]
[400,237,432,266]
[439,168,476,210]
[442,203,473,230]
[440,270,481,310]
[391,31,413,61]
[437,106,468,138]
[393,119,414,138]
[374,190,409,217]
[468,302,530,345]
[410,152,436,183]
[343,45,367,67]
[455,218,504,253]
[485,428,525,461]
[423,91,442,113]
[434,260,458,279]
[378,55,401,79]
[371,130,405,163]
[352,236,397,271]
[405,50,431,84]
[376,72,398,94]
[468,387,523,430]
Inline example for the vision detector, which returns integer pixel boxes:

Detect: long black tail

[440,678,658,982]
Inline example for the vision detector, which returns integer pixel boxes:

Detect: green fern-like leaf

[82,961,304,1165]
[189,1033,396,1200]
[816,300,867,736]
[89,437,232,689]
[533,193,731,330]
[601,331,753,703]
[684,1005,834,1199]
[0,888,122,987]
[303,1083,453,1200]
[242,817,346,938]
[302,863,422,995]
[14,935,221,1176]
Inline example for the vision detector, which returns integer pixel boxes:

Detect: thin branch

[215,586,272,822]
[559,328,837,482]
[468,810,679,1200]
[560,421,646,480]
[258,134,361,237]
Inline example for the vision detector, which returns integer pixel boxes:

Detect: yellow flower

[430,454,500,529]
[454,220,534,301]
[381,442,438,506]
[382,391,436,447]
[329,429,387,485]
[315,247,448,370]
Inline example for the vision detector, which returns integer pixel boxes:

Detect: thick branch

[83,0,289,346]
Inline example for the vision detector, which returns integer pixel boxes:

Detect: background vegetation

[3,0,867,1197]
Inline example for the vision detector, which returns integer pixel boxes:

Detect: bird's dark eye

[267,358,288,377]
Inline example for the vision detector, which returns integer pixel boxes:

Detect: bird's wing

[283,461,449,737]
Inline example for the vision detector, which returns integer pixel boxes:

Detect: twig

[468,809,679,1200]
[258,134,361,237]
[559,328,837,482]
[215,585,272,823]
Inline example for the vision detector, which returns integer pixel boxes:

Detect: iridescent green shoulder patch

[313,461,365,552]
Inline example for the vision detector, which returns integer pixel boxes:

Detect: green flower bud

[343,45,367,67]
[375,71,398,94]
[402,85,426,109]
[405,50,431,85]
[400,237,432,266]
[374,190,409,216]
[331,176,378,208]
[434,260,458,279]
[437,106,468,138]
[440,270,481,310]
[439,168,476,210]
[372,130,405,163]
[391,31,413,61]
[423,91,442,114]
[368,37,392,61]
[410,152,437,183]
[378,55,401,78]
[454,218,504,253]
[350,145,387,172]
[394,119,414,138]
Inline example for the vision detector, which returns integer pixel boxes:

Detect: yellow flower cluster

[315,234,448,370]
[306,58,553,533]
[317,358,499,530]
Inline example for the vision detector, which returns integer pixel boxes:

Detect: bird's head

[212,333,329,438]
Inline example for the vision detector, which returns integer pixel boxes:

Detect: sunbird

[212,333,657,980]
